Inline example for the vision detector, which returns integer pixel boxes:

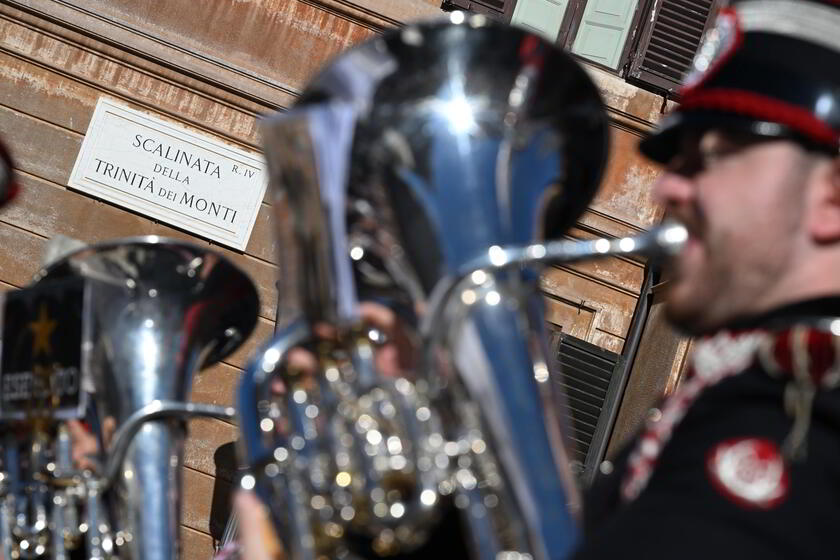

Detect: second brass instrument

[0,237,259,560]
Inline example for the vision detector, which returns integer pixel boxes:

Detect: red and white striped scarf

[621,323,840,503]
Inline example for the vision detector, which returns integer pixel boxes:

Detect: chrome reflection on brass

[424,221,688,338]
[0,237,259,560]
[237,14,616,560]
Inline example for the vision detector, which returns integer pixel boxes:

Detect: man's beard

[662,220,796,336]
[664,279,726,336]
[660,205,725,336]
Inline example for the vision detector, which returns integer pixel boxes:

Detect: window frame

[555,0,587,51]
[442,0,720,98]
[441,0,517,20]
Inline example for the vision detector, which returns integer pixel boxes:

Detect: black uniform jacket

[574,297,840,560]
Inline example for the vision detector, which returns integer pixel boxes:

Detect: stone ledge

[8,0,673,136]
[583,65,678,133]
[339,0,443,24]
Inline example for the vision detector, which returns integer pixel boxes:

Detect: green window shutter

[511,0,570,42]
[571,0,640,69]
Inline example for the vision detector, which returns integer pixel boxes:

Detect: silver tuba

[0,237,259,559]
[236,14,686,560]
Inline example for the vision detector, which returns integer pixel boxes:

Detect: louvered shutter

[552,332,626,485]
[441,0,517,21]
[627,0,721,94]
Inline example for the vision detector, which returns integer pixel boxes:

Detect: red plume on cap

[640,0,840,163]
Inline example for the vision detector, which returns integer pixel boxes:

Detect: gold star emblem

[28,303,57,357]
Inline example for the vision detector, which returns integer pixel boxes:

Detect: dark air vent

[552,332,625,485]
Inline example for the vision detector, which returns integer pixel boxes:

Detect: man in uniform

[575,0,840,557]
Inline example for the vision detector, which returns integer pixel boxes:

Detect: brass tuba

[236,14,686,560]
[0,237,259,559]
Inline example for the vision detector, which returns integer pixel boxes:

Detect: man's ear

[809,156,840,244]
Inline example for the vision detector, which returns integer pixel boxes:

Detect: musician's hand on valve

[233,490,285,560]
[279,302,417,392]
[66,419,100,471]
[355,302,418,379]
[236,301,419,558]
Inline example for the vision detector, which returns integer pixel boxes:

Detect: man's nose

[652,170,695,208]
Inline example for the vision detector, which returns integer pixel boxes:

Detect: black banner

[0,277,88,420]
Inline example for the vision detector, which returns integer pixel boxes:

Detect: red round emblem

[706,438,789,509]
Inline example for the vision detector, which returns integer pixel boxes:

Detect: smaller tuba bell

[0,236,259,560]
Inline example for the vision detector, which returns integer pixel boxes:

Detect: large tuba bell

[236,14,686,560]
[0,236,259,559]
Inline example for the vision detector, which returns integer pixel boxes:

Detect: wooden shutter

[627,0,721,94]
[551,332,626,485]
[441,0,517,21]
[510,0,570,42]
[571,0,641,69]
